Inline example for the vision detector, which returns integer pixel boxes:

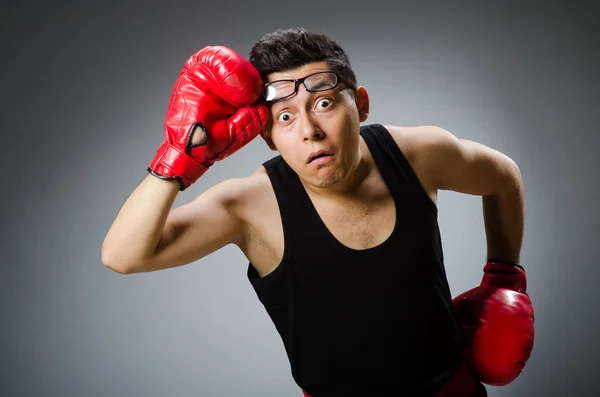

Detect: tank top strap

[260,155,325,244]
[360,123,438,214]
[261,154,310,226]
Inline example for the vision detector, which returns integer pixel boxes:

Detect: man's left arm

[419,125,524,265]
[397,125,534,388]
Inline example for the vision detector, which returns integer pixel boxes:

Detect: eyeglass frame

[262,71,348,102]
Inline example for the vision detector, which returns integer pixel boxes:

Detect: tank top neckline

[286,134,402,255]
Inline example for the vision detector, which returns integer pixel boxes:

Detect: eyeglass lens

[263,72,338,101]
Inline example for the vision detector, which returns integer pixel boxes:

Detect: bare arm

[422,127,523,263]
[101,175,246,274]
[387,125,524,263]
[101,175,179,272]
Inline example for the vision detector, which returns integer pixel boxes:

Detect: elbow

[506,159,523,191]
[101,250,133,275]
[496,156,522,194]
[104,263,132,275]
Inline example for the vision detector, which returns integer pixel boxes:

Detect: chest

[243,181,397,279]
[311,193,397,249]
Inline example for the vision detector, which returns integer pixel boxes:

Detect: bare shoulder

[382,124,455,202]
[383,125,455,157]
[195,166,271,219]
[384,125,431,168]
[251,165,268,175]
[383,124,464,167]
[228,165,273,220]
[246,165,270,194]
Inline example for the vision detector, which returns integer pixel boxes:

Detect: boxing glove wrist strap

[486,259,522,270]
[482,261,527,293]
[148,140,209,190]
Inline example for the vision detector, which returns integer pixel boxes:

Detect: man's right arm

[101,46,270,274]
[101,174,247,274]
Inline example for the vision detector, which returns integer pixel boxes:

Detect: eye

[277,111,293,123]
[316,98,332,109]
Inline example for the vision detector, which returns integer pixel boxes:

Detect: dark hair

[249,28,357,91]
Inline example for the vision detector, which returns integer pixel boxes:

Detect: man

[102,28,534,397]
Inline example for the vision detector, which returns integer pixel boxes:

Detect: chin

[311,169,344,188]
[313,179,337,188]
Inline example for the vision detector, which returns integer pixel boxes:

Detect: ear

[354,86,370,122]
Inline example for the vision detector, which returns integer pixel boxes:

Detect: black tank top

[247,124,464,397]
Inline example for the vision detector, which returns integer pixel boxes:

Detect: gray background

[2,0,599,396]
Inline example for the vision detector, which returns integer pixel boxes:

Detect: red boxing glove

[149,46,270,190]
[452,262,535,386]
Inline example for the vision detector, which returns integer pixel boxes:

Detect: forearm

[102,174,180,270]
[482,169,524,264]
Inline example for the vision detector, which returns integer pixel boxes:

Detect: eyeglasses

[262,71,341,102]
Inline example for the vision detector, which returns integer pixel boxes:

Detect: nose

[298,109,324,142]
[300,113,324,141]
[290,84,324,141]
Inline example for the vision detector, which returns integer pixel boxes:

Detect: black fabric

[477,382,488,396]
[247,124,465,396]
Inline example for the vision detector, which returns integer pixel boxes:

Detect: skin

[260,62,371,198]
[107,62,524,280]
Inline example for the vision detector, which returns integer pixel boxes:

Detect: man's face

[262,62,368,189]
